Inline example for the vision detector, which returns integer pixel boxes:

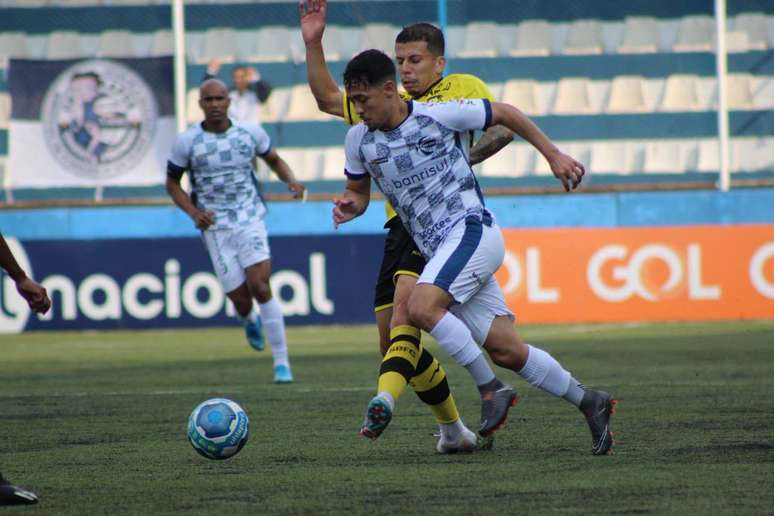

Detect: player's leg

[201,229,263,350]
[239,221,292,383]
[0,474,38,506]
[410,217,517,437]
[483,315,617,455]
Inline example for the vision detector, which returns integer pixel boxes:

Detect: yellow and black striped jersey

[342,73,496,222]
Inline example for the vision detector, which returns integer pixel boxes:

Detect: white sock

[258,297,289,368]
[375,391,396,411]
[430,312,494,386]
[440,418,466,441]
[517,344,577,401]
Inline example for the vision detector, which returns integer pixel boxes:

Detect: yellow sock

[377,325,421,401]
[410,348,460,424]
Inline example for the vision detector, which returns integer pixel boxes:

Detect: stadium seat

[733,137,774,172]
[659,74,700,111]
[618,17,660,53]
[358,24,398,55]
[724,30,751,53]
[337,26,363,60]
[0,32,28,59]
[272,148,323,181]
[696,139,720,172]
[186,88,202,124]
[150,30,173,56]
[98,30,135,58]
[0,92,10,130]
[590,141,633,175]
[754,76,774,109]
[251,26,291,62]
[260,86,291,123]
[458,22,500,58]
[197,28,238,64]
[563,19,604,54]
[479,144,523,177]
[642,140,686,174]
[46,31,83,59]
[0,0,49,5]
[673,15,714,52]
[445,25,466,58]
[52,0,101,5]
[322,147,346,180]
[553,78,593,114]
[284,85,335,121]
[606,76,647,113]
[501,80,540,115]
[321,25,345,62]
[723,74,754,109]
[510,20,552,56]
[733,12,770,50]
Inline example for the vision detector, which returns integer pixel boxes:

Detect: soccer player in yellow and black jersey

[299,0,517,451]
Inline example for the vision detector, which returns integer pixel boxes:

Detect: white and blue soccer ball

[187,398,249,460]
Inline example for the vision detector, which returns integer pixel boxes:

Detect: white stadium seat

[98,30,135,58]
[563,19,604,54]
[251,26,291,62]
[659,74,700,111]
[733,138,774,172]
[186,88,202,124]
[284,85,334,121]
[618,17,660,53]
[337,26,363,60]
[510,20,552,56]
[0,92,10,130]
[642,140,686,174]
[444,25,466,58]
[322,147,346,180]
[150,30,173,56]
[272,148,323,182]
[606,76,647,113]
[458,22,500,58]
[733,12,770,50]
[46,31,83,59]
[724,31,751,53]
[590,141,634,175]
[259,86,290,123]
[673,15,714,52]
[197,28,238,64]
[479,144,522,177]
[553,78,594,114]
[501,80,540,115]
[696,139,720,172]
[358,24,398,55]
[724,74,755,109]
[0,32,28,59]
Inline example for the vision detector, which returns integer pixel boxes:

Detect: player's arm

[0,233,51,314]
[333,176,371,227]
[165,168,215,230]
[260,149,305,199]
[299,0,345,117]
[489,102,585,191]
[469,125,513,165]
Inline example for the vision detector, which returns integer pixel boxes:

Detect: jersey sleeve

[343,126,368,179]
[461,75,496,102]
[166,134,190,179]
[248,123,272,156]
[423,98,492,132]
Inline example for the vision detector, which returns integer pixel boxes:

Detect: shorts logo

[41,59,157,179]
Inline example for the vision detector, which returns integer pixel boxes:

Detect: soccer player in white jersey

[166,79,305,384]
[334,50,617,455]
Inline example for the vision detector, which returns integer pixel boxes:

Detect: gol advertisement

[496,224,774,323]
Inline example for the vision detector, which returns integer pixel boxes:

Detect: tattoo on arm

[469,125,514,166]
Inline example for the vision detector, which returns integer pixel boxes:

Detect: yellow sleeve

[342,93,361,125]
[451,74,496,102]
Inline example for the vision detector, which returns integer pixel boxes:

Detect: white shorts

[202,220,271,293]
[418,215,514,344]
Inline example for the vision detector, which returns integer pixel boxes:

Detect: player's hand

[15,277,51,315]
[332,196,359,228]
[288,181,306,199]
[299,0,327,45]
[246,67,260,82]
[192,210,216,230]
[207,58,222,75]
[547,150,585,192]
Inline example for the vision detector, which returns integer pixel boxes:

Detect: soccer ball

[187,398,249,460]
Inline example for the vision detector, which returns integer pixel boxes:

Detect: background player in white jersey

[166,79,304,384]
[334,50,617,456]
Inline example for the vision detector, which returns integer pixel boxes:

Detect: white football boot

[436,427,478,454]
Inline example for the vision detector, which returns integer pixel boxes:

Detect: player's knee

[249,281,272,303]
[230,294,253,317]
[407,295,437,331]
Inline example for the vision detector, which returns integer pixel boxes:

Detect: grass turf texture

[1,321,773,515]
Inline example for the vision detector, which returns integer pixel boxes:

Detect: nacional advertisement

[496,224,774,322]
[2,225,773,333]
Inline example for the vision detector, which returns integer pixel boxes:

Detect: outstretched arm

[261,149,306,199]
[469,124,514,165]
[490,102,585,191]
[333,176,371,227]
[0,233,51,314]
[299,0,345,117]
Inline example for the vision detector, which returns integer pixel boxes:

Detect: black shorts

[373,219,426,311]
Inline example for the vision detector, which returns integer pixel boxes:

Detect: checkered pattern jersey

[167,120,271,229]
[344,99,493,258]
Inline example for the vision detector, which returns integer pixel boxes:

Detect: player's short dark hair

[343,49,396,90]
[396,22,445,56]
[71,71,102,85]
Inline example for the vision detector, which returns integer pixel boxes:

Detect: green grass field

[2,321,774,515]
